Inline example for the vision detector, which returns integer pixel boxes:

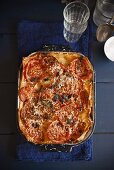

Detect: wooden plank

[0,134,114,170]
[0,0,97,34]
[0,0,64,34]
[0,83,114,133]
[95,82,114,133]
[93,41,114,82]
[1,34,114,83]
[0,35,18,82]
[0,84,17,133]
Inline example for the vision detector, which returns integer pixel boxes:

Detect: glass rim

[63,1,90,24]
[98,0,114,6]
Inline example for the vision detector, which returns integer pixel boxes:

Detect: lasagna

[18,52,94,144]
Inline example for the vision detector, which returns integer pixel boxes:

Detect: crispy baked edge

[18,51,94,144]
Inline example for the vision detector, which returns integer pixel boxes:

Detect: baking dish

[17,46,96,152]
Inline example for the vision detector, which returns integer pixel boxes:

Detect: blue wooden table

[0,0,114,169]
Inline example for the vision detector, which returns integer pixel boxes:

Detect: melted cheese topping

[18,52,94,144]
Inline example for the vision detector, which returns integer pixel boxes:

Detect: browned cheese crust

[18,52,94,144]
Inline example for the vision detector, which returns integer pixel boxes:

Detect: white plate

[104,36,114,61]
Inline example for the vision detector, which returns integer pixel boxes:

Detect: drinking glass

[93,0,114,26]
[63,1,90,42]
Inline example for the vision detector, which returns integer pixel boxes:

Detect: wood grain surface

[0,0,114,169]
